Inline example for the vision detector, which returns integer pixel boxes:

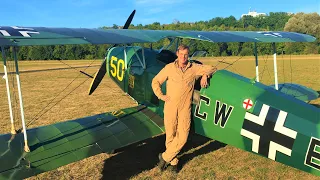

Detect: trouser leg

[162,105,191,165]
[162,104,178,165]
[164,105,178,149]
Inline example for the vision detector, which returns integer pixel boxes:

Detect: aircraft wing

[0,105,164,179]
[0,26,316,47]
[269,83,320,102]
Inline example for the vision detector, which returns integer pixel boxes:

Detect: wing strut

[254,43,278,90]
[272,43,279,90]
[1,47,16,135]
[254,42,259,82]
[12,47,30,152]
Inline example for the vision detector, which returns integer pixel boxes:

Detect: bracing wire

[206,54,245,77]
[220,56,245,76]
[289,54,293,84]
[25,47,99,128]
[282,51,285,84]
[221,56,244,69]
[57,59,94,78]
[6,48,20,129]
[258,53,271,84]
[265,44,274,84]
[280,51,288,94]
[10,55,20,129]
[288,53,299,98]
[25,74,93,128]
[27,71,84,126]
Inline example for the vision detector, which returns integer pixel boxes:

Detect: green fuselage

[107,46,320,176]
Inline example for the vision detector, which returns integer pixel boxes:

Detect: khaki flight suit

[152,60,216,165]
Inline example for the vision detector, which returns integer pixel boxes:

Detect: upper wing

[0,26,316,46]
[0,105,164,179]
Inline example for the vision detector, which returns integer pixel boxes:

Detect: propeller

[88,10,136,95]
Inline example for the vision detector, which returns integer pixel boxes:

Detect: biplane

[0,10,319,179]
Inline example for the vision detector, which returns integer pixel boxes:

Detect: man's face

[176,48,189,65]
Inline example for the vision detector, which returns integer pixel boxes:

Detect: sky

[0,0,319,28]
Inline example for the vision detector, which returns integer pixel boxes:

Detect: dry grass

[0,55,319,179]
[0,60,100,73]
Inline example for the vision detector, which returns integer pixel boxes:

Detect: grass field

[0,55,319,179]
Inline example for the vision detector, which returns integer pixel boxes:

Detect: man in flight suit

[152,45,217,172]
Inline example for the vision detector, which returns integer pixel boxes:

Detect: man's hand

[200,75,208,88]
[161,95,170,102]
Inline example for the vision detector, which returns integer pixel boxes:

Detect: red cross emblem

[243,99,253,110]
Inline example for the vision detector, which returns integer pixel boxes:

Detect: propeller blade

[111,10,136,48]
[88,60,107,95]
[123,10,136,29]
[88,10,136,95]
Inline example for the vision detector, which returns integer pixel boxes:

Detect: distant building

[241,9,267,18]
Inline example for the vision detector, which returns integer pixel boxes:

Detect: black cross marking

[242,107,295,158]
[258,32,282,38]
[0,26,39,37]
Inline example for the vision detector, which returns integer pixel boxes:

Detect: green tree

[284,12,320,38]
[240,47,253,56]
[284,12,320,54]
[53,45,66,60]
[227,43,241,56]
[18,46,29,60]
[112,24,119,29]
[223,16,238,28]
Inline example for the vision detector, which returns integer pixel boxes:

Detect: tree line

[1,12,319,60]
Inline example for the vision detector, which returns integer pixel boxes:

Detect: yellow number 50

[110,56,125,81]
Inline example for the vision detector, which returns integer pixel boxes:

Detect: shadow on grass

[178,135,227,169]
[101,133,226,180]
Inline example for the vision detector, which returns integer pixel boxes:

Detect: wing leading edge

[0,26,316,47]
[0,105,164,179]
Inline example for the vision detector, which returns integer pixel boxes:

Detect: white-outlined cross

[0,26,39,37]
[241,104,297,160]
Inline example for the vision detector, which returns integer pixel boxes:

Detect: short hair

[177,44,189,52]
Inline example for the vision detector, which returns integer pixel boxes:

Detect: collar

[174,60,192,69]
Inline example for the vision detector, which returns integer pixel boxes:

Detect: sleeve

[152,65,169,100]
[193,64,217,78]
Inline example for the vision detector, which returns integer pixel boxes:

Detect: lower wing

[0,105,164,179]
[269,83,319,102]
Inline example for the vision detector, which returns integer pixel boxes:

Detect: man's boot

[167,164,179,173]
[157,153,168,171]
